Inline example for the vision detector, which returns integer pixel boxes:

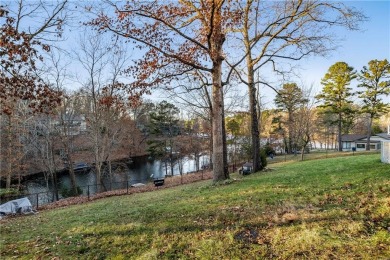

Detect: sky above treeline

[155,1,390,107]
[6,0,390,109]
[297,1,390,98]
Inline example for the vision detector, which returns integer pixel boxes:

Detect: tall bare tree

[1,1,68,189]
[90,0,244,182]
[75,31,133,191]
[234,0,365,170]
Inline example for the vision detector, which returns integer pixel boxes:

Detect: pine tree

[316,62,356,151]
[274,83,308,153]
[147,101,180,176]
[357,59,390,150]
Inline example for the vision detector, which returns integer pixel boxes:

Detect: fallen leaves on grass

[38,171,213,211]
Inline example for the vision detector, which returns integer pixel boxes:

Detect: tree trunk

[53,171,59,201]
[108,160,112,190]
[247,65,261,172]
[243,8,261,172]
[213,73,226,182]
[5,115,13,189]
[209,116,213,169]
[94,132,102,191]
[64,141,78,195]
[165,159,168,176]
[194,152,199,172]
[283,135,288,154]
[95,163,103,191]
[338,112,342,151]
[169,139,174,175]
[210,5,228,182]
[288,110,294,153]
[212,63,227,182]
[67,155,78,195]
[366,115,373,151]
[221,107,229,178]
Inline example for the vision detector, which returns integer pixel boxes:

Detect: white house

[381,140,390,163]
[52,114,87,136]
[340,133,390,151]
[381,125,390,163]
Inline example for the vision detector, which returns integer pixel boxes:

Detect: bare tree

[90,0,246,182]
[163,73,245,169]
[74,31,133,191]
[1,1,68,189]
[293,86,316,160]
[232,0,365,170]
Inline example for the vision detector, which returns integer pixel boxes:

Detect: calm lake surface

[24,155,211,195]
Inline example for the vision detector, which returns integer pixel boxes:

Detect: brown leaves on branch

[88,0,241,92]
[0,6,62,115]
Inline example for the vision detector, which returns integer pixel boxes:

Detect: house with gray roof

[340,133,390,151]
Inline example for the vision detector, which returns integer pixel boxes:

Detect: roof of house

[340,134,366,142]
[376,133,390,140]
[341,133,390,142]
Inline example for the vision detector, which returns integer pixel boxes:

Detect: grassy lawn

[266,149,380,165]
[1,154,389,259]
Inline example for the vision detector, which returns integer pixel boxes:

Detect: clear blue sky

[285,1,390,103]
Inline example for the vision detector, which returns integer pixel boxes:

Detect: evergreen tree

[274,83,308,153]
[147,101,180,176]
[357,59,390,150]
[148,101,180,137]
[316,62,356,151]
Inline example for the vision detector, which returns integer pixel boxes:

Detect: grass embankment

[267,149,380,165]
[1,154,389,259]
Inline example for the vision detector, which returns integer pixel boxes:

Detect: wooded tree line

[274,59,390,154]
[1,0,388,191]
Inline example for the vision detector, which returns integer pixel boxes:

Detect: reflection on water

[25,155,210,195]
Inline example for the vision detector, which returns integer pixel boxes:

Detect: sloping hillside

[1,154,389,259]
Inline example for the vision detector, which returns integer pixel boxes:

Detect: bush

[60,186,82,198]
[0,188,22,199]
[260,149,268,170]
[263,143,276,156]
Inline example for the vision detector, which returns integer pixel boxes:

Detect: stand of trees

[2,1,388,192]
[89,0,365,181]
[316,60,390,151]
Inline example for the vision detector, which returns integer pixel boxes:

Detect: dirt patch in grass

[234,228,263,244]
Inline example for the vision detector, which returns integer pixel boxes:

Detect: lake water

[24,155,211,196]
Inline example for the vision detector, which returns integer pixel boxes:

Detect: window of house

[370,144,376,149]
[343,142,351,149]
[356,144,365,149]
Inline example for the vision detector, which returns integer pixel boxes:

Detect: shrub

[260,149,268,170]
[263,142,276,156]
[0,188,22,199]
[60,186,82,198]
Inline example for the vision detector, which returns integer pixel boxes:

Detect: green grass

[267,149,380,165]
[1,154,389,259]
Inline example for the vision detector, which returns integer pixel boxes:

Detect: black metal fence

[1,165,240,209]
[1,180,135,209]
